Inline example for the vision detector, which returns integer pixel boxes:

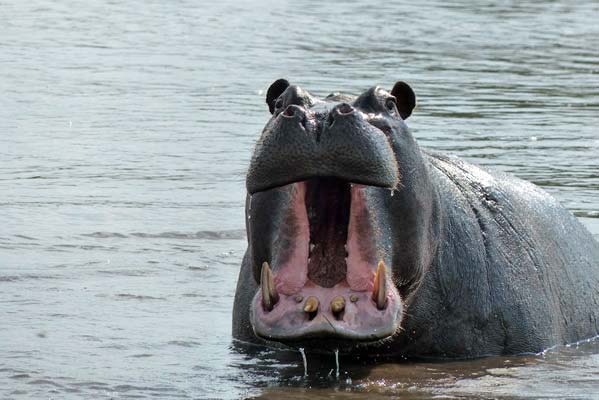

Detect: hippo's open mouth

[250,177,402,343]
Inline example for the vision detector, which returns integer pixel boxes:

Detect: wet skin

[232,79,599,359]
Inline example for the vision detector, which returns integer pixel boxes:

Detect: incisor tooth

[331,296,345,313]
[260,262,279,311]
[304,296,319,313]
[372,260,388,310]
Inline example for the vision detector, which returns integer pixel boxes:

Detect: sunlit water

[1,1,598,399]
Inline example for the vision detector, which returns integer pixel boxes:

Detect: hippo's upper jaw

[244,79,419,346]
[246,79,415,195]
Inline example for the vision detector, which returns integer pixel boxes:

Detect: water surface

[1,0,598,399]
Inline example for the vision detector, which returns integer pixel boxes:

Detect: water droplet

[299,347,308,377]
[334,349,340,379]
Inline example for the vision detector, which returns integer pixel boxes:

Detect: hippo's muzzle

[246,99,399,194]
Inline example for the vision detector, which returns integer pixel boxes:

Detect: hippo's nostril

[327,103,354,127]
[282,105,296,117]
[281,105,309,131]
[337,103,354,115]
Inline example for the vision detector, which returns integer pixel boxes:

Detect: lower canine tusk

[261,261,279,311]
[372,260,388,310]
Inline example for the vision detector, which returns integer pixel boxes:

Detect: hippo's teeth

[372,260,388,310]
[309,243,315,254]
[331,296,345,314]
[304,296,319,313]
[260,262,279,311]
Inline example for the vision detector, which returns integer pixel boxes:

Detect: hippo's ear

[266,79,290,114]
[390,81,416,119]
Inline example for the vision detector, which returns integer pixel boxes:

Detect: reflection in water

[1,0,598,399]
[235,337,599,399]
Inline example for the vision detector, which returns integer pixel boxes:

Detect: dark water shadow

[229,336,599,399]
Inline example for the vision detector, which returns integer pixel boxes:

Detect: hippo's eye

[275,98,284,110]
[385,98,397,113]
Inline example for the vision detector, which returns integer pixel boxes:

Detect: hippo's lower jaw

[249,178,402,344]
[251,274,402,343]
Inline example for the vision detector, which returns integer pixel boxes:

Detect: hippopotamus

[232,79,599,359]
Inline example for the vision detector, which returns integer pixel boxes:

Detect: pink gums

[346,184,376,291]
[274,182,309,295]
[273,182,377,293]
[252,280,400,341]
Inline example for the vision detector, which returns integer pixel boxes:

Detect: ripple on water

[81,229,246,240]
[115,293,166,301]
[0,274,59,282]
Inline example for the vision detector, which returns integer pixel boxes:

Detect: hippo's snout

[246,88,399,194]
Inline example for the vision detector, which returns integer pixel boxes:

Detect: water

[1,0,598,399]
[335,350,340,380]
[300,348,308,378]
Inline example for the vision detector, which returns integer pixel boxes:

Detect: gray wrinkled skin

[233,80,599,359]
